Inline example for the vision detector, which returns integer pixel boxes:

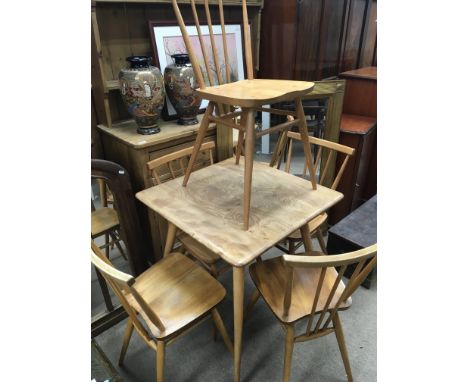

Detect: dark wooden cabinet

[259,0,377,81]
[329,66,376,224]
[329,114,376,224]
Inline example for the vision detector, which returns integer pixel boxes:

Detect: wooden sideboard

[98,117,216,262]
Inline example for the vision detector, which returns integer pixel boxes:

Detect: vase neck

[127,56,151,69]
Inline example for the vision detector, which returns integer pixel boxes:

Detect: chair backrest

[91,241,165,340]
[282,244,377,338]
[273,129,355,190]
[92,159,150,275]
[146,141,215,186]
[171,0,254,89]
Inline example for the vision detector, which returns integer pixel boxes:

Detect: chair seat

[287,212,328,240]
[249,257,351,324]
[178,232,221,265]
[128,253,226,339]
[196,79,315,108]
[91,207,119,237]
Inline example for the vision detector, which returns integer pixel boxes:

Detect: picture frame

[149,21,246,121]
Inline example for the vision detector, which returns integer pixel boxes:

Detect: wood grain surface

[136,157,343,266]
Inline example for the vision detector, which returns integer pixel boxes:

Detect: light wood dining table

[136,156,343,382]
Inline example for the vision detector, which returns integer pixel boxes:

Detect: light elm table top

[136,157,343,267]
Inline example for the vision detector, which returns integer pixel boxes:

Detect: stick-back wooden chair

[248,244,377,382]
[146,141,230,278]
[91,195,127,261]
[271,130,355,254]
[91,241,233,382]
[172,0,318,230]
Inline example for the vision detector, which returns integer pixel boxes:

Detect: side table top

[339,66,377,81]
[329,195,377,248]
[97,116,216,149]
[136,157,343,266]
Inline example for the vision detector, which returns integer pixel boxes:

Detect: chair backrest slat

[172,0,206,89]
[204,0,223,85]
[273,131,355,190]
[147,141,215,186]
[282,244,377,337]
[241,0,254,79]
[322,258,367,329]
[172,0,254,88]
[218,0,231,83]
[167,161,177,179]
[312,264,347,334]
[312,146,323,175]
[319,150,333,185]
[190,0,215,86]
[305,267,326,334]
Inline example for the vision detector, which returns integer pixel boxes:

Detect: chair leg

[235,130,244,165]
[283,324,295,382]
[244,289,260,320]
[105,233,110,258]
[243,109,256,230]
[182,101,215,187]
[118,320,134,365]
[316,228,328,254]
[295,98,317,190]
[288,239,296,254]
[156,340,166,382]
[211,308,234,356]
[94,264,114,312]
[110,231,128,260]
[209,264,218,278]
[333,314,353,382]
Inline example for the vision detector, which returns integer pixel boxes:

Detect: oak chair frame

[271,129,355,254]
[248,244,377,382]
[91,241,234,382]
[172,0,318,230]
[146,141,230,277]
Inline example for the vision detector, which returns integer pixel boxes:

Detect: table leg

[163,222,177,257]
[233,266,245,382]
[300,223,314,253]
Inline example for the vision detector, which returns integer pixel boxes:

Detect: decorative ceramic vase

[119,56,165,135]
[164,54,202,125]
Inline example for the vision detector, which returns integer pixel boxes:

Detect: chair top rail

[283,244,377,268]
[287,131,355,156]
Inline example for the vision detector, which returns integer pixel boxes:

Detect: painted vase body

[119,56,165,135]
[164,54,202,125]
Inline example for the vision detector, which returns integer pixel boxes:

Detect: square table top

[136,157,343,267]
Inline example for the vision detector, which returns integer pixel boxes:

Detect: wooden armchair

[248,244,377,382]
[271,130,355,254]
[91,242,233,382]
[146,141,230,278]
[172,0,319,230]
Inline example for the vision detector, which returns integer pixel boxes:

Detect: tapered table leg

[163,222,177,257]
[295,98,317,190]
[243,110,256,230]
[233,266,245,382]
[183,101,215,187]
[300,223,314,253]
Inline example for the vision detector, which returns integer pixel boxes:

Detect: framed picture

[149,22,246,120]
